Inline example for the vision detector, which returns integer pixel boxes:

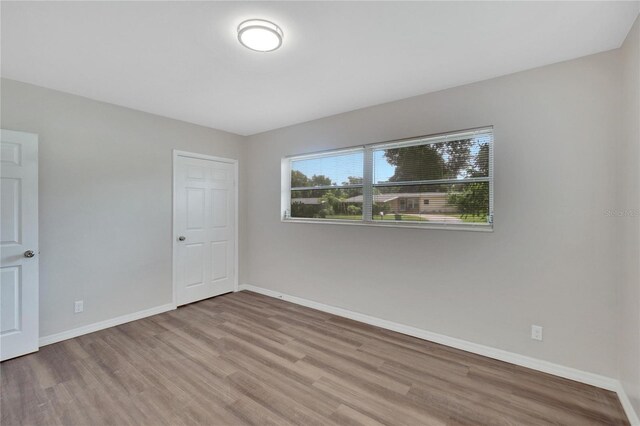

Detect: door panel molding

[172,150,238,307]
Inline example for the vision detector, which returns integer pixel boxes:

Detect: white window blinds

[283,127,493,230]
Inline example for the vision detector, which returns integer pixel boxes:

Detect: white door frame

[172,150,239,308]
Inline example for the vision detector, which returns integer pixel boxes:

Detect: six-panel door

[175,155,236,306]
[1,129,39,361]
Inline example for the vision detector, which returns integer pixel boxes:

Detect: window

[282,127,493,230]
[288,148,364,220]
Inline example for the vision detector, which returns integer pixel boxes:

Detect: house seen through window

[283,127,493,229]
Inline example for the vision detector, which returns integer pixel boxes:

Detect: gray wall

[0,79,247,337]
[246,50,623,378]
[619,16,640,415]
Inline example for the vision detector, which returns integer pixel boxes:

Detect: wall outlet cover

[531,325,543,341]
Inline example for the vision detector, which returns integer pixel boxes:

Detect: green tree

[341,176,363,198]
[467,143,489,177]
[384,145,446,182]
[347,205,362,216]
[320,191,345,215]
[309,174,332,186]
[384,139,473,181]
[448,182,489,218]
[446,142,490,219]
[381,139,473,193]
[291,170,309,188]
[342,176,363,185]
[291,201,320,218]
[291,171,334,197]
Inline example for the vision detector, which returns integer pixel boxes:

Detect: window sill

[281,218,493,232]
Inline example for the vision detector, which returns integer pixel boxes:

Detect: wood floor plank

[329,404,386,426]
[220,350,342,417]
[0,291,630,425]
[227,371,333,426]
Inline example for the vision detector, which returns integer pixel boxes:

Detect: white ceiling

[2,1,638,136]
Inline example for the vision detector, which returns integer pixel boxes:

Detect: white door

[174,153,236,306]
[1,129,39,361]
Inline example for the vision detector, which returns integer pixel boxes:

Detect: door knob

[178,236,186,241]
[24,250,35,258]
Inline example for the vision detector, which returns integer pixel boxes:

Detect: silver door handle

[178,236,186,241]
[24,250,35,258]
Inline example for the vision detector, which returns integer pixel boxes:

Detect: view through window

[284,128,493,229]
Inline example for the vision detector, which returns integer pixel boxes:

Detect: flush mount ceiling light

[237,19,283,52]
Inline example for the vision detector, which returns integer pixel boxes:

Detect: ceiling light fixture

[237,19,283,52]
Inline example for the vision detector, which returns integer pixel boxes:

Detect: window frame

[281,127,494,232]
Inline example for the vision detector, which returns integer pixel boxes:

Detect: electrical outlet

[531,325,543,341]
[74,300,84,314]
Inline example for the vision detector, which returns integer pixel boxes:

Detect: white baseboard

[239,284,639,425]
[38,303,176,347]
[617,385,640,426]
